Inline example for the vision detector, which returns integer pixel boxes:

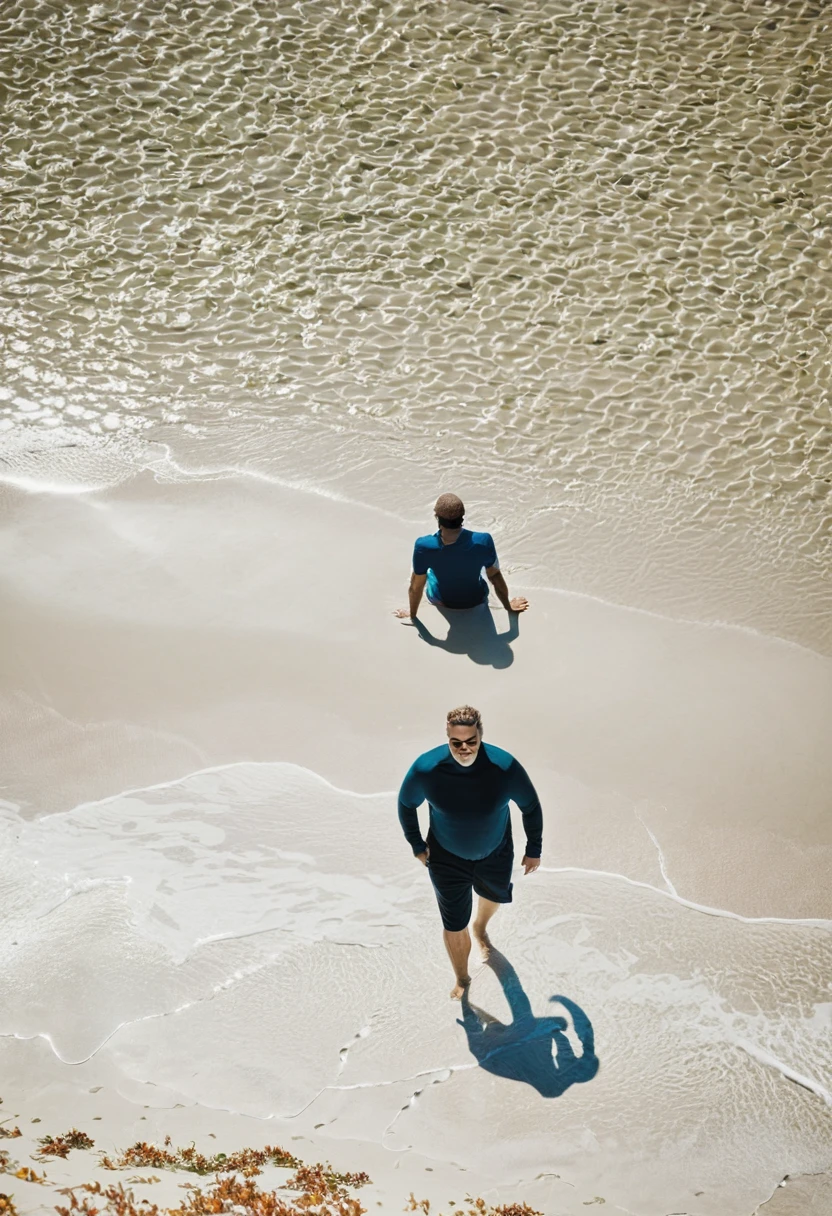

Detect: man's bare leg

[443,927,472,999]
[472,897,500,960]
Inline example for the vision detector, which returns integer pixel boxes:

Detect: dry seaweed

[0,1131,21,1142]
[31,1134,536,1216]
[37,1131,96,1160]
[56,1172,368,1216]
[172,1172,365,1216]
[2,1150,47,1186]
[0,1195,20,1216]
[285,1164,370,1193]
[56,1181,161,1216]
[406,1198,542,1216]
[99,1141,302,1178]
[477,1204,542,1216]
[99,1140,369,1192]
[13,1167,47,1185]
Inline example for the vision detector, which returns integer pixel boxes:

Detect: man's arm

[398,765,429,864]
[486,566,529,613]
[394,572,427,620]
[509,758,542,874]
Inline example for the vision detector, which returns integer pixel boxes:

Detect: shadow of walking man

[410,602,519,669]
[457,946,598,1098]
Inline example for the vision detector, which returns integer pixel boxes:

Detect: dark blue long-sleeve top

[397,742,543,860]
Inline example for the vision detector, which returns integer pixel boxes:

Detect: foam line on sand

[35,758,398,821]
[733,1039,832,1107]
[537,866,832,929]
[27,759,832,931]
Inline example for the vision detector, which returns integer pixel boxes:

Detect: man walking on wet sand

[394,493,529,619]
[398,706,542,998]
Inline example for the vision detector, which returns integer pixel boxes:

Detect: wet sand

[2,472,831,916]
[1,469,831,1215]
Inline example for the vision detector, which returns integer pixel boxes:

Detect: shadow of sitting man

[410,602,519,669]
[457,946,598,1098]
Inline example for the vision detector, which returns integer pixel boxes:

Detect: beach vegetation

[284,1163,371,1194]
[0,1154,48,1186]
[56,1169,369,1216]
[407,1198,542,1216]
[0,1131,21,1141]
[177,1169,367,1215]
[98,1140,305,1178]
[15,1168,48,1185]
[37,1131,96,1159]
[56,1182,160,1216]
[4,1131,533,1216]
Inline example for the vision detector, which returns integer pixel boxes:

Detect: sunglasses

[449,735,479,749]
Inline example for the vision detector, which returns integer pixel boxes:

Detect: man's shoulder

[482,742,516,771]
[469,530,496,549]
[413,744,449,772]
[414,532,441,552]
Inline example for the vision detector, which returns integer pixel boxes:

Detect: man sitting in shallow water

[394,492,529,619]
[398,705,543,999]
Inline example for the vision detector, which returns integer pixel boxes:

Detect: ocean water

[1,0,831,644]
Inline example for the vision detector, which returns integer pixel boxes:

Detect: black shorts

[426,828,514,932]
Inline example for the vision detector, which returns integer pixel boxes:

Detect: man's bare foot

[472,926,493,960]
[450,976,471,1000]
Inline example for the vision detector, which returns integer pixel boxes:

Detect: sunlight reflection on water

[1,0,830,643]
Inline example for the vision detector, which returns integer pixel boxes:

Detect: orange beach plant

[2,1124,540,1216]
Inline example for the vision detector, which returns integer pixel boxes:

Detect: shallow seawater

[0,0,831,643]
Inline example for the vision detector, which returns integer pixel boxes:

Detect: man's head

[435,492,464,531]
[446,704,482,767]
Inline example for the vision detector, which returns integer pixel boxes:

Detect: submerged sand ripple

[1,0,831,641]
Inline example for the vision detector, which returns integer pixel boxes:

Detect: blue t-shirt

[412,529,498,609]
[397,742,543,860]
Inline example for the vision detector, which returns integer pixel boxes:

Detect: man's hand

[486,568,529,614]
[415,849,430,866]
[521,855,540,875]
[396,572,427,620]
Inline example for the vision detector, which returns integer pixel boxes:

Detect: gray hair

[447,705,482,732]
